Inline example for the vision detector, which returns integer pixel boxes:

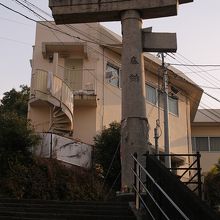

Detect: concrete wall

[35,133,92,168]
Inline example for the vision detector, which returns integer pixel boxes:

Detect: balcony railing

[31,69,73,117]
[57,65,97,94]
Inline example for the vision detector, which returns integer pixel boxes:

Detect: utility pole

[162,53,171,168]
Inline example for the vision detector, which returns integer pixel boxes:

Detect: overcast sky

[0,0,220,109]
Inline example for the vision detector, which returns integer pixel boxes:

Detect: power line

[184,68,220,74]
[176,52,220,85]
[1,2,121,49]
[0,15,33,27]
[0,36,32,45]
[169,63,220,67]
[1,1,122,77]
[199,85,220,89]
[204,92,220,103]
[167,53,220,92]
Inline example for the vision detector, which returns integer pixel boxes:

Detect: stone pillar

[121,10,149,189]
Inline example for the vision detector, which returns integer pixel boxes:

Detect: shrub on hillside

[1,158,105,201]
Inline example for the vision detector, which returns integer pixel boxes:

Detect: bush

[204,158,220,207]
[94,122,121,192]
[1,158,106,201]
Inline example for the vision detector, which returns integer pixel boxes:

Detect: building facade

[28,22,203,168]
[192,109,220,173]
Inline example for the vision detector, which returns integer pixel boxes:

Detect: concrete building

[28,21,203,169]
[192,109,220,173]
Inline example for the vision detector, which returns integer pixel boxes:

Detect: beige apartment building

[28,21,204,169]
[192,109,220,173]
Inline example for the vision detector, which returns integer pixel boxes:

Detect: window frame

[106,63,121,88]
[192,136,220,152]
[145,83,179,116]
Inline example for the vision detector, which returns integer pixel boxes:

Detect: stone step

[0,211,136,220]
[0,206,133,215]
[0,199,136,220]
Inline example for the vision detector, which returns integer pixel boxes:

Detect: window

[192,137,220,152]
[196,137,209,151]
[145,84,178,116]
[146,84,157,105]
[106,63,120,87]
[169,96,179,116]
[210,137,220,151]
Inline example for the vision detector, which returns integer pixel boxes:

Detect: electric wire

[2,0,220,121]
[0,36,32,45]
[176,52,220,84]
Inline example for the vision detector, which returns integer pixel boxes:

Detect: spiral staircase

[29,69,74,136]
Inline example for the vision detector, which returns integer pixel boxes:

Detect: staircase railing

[131,153,189,220]
[131,152,219,220]
[31,69,73,118]
[151,152,202,199]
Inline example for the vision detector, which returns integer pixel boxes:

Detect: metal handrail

[32,69,74,117]
[131,153,190,220]
[150,152,202,198]
[131,168,170,220]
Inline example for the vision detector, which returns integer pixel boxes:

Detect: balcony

[57,65,97,107]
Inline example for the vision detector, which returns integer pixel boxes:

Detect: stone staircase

[0,198,136,220]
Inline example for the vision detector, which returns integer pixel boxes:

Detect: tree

[94,122,121,191]
[0,85,30,117]
[204,158,220,207]
[0,85,39,177]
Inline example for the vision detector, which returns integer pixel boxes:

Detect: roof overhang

[42,42,87,58]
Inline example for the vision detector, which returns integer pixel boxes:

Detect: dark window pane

[158,91,164,109]
[192,137,196,152]
[146,84,156,105]
[210,137,220,151]
[169,96,178,116]
[196,137,209,151]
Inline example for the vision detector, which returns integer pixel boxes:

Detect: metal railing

[31,69,73,118]
[151,152,202,199]
[131,153,190,220]
[57,65,97,94]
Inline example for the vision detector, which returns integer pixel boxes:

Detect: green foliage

[204,158,220,206]
[0,85,30,117]
[94,122,121,191]
[0,112,39,176]
[1,158,105,201]
[0,86,39,178]
[0,85,106,201]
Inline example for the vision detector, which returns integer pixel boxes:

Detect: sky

[0,0,220,109]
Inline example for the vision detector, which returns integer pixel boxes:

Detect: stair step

[53,111,65,117]
[0,199,136,220]
[0,207,132,215]
[0,211,135,220]
[52,121,70,125]
[0,199,128,206]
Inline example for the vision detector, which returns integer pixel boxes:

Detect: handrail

[150,152,202,199]
[131,167,170,220]
[131,153,190,220]
[32,69,73,118]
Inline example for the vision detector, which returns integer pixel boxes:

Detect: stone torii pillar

[49,0,193,188]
